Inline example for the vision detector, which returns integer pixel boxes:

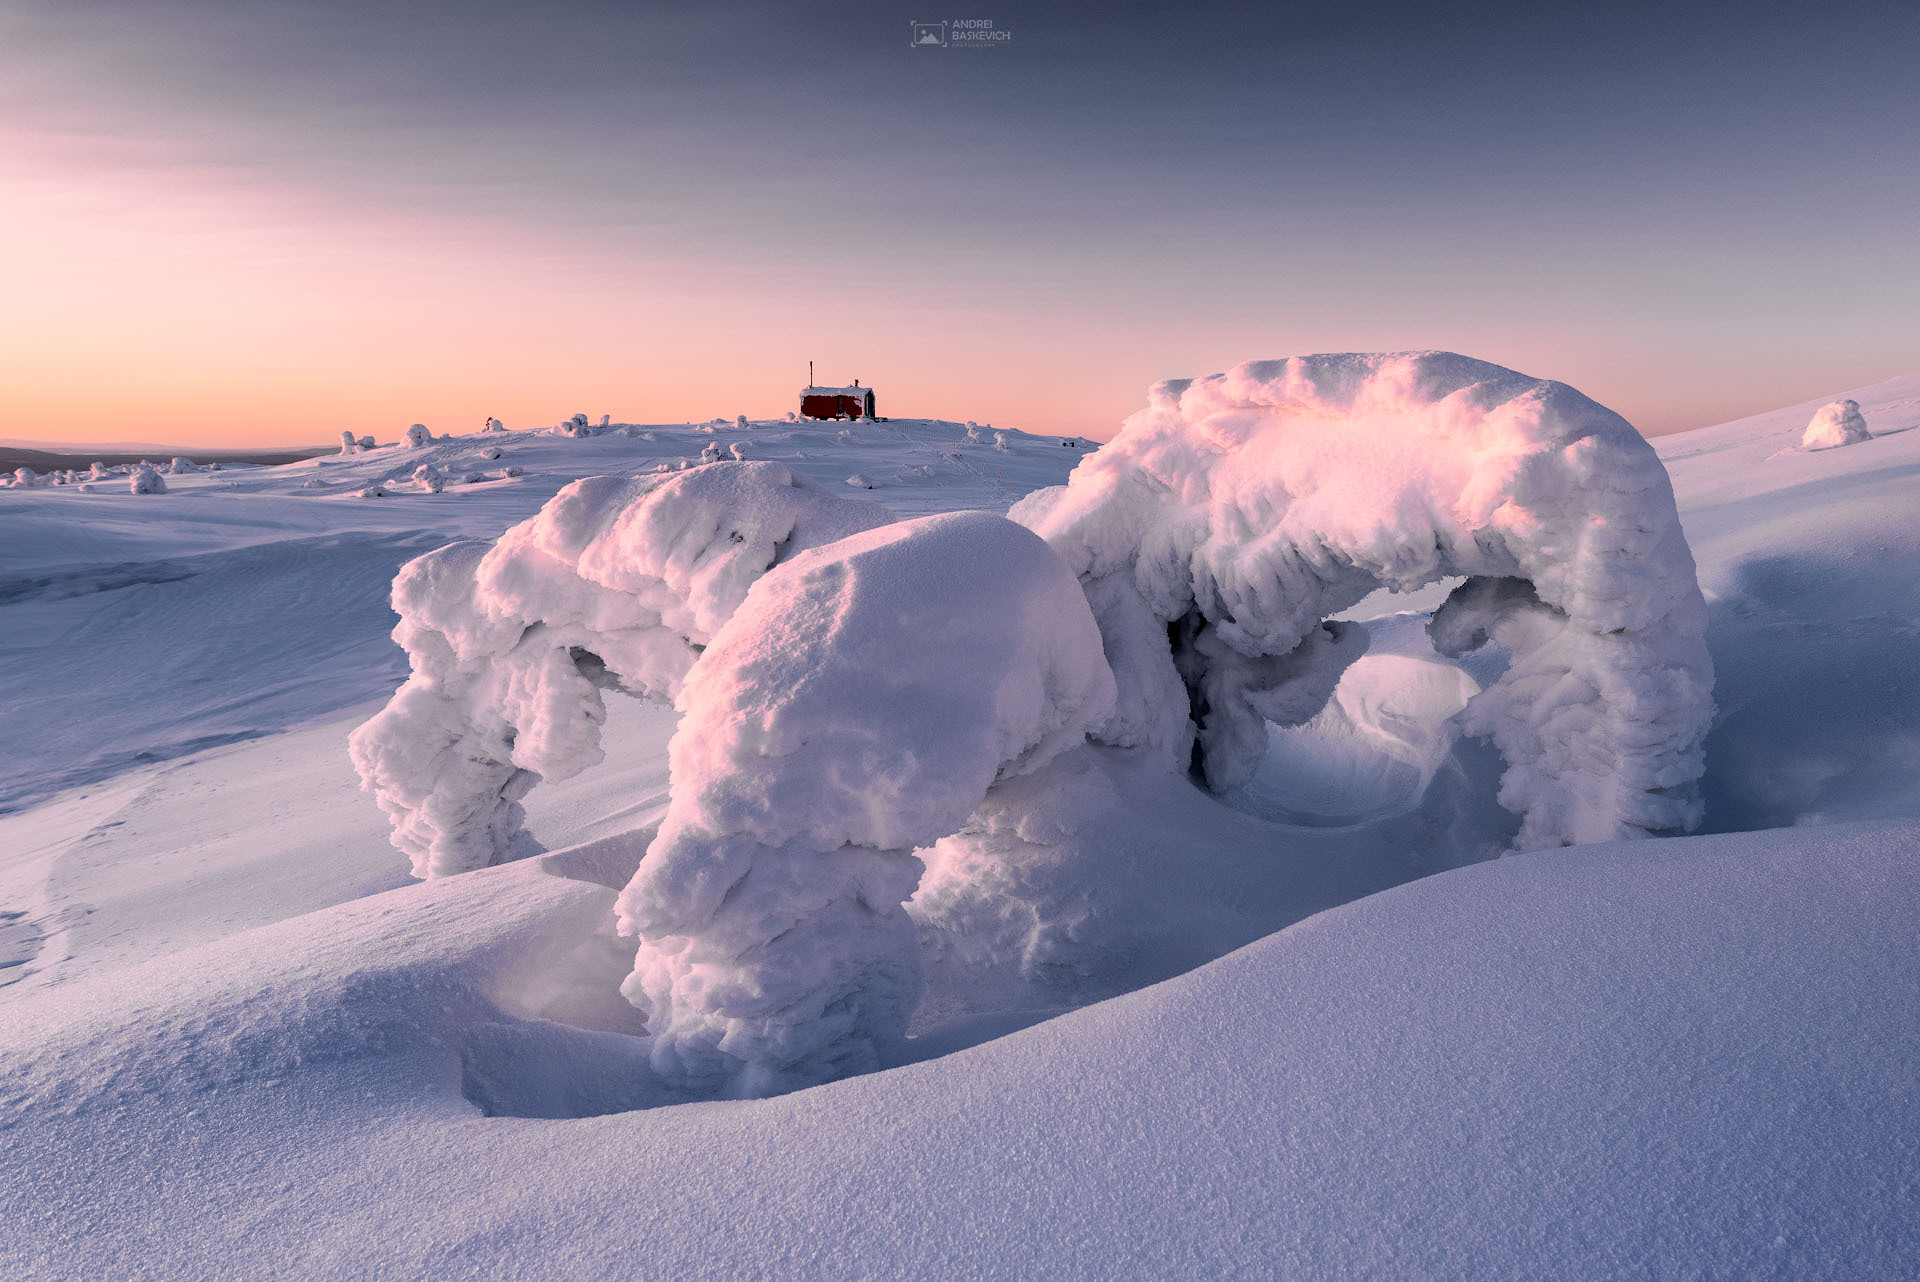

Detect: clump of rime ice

[349,462,893,878]
[1802,399,1871,450]
[1010,351,1714,847]
[128,464,167,495]
[617,510,1115,1096]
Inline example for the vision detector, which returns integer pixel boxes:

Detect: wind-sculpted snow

[1802,398,1871,449]
[1012,351,1714,847]
[616,511,1115,1095]
[348,462,892,878]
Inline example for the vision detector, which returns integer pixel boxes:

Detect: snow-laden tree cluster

[1802,398,1871,449]
[1009,351,1714,847]
[353,352,1716,1095]
[618,511,1114,1095]
[349,462,892,878]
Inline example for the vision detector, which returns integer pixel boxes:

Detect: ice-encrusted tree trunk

[1011,350,1715,847]
[616,511,1115,1096]
[349,462,893,877]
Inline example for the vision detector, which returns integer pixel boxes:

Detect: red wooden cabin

[800,380,876,421]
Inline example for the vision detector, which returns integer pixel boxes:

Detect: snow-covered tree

[349,462,893,880]
[619,511,1115,1095]
[128,465,167,495]
[1803,398,1871,449]
[1010,351,1714,848]
[340,431,360,456]
[404,423,432,449]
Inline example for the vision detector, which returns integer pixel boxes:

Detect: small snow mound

[845,474,874,489]
[128,465,167,495]
[167,457,199,474]
[1802,398,1871,449]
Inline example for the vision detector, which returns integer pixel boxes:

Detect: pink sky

[4,3,1914,448]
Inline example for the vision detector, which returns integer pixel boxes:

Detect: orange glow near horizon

[3,121,1906,451]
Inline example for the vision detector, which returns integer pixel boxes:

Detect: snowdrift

[3,818,1914,1280]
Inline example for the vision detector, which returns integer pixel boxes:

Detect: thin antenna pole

[809,360,814,387]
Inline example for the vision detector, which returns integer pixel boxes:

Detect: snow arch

[348,462,893,878]
[1011,352,1715,848]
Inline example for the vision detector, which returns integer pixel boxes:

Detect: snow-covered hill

[2,375,1916,1279]
[0,415,1086,814]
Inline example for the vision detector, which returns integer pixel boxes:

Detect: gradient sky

[3,0,1916,446]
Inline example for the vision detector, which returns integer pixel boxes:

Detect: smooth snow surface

[2,818,1914,1279]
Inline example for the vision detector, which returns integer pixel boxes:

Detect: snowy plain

[2,376,1917,1279]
